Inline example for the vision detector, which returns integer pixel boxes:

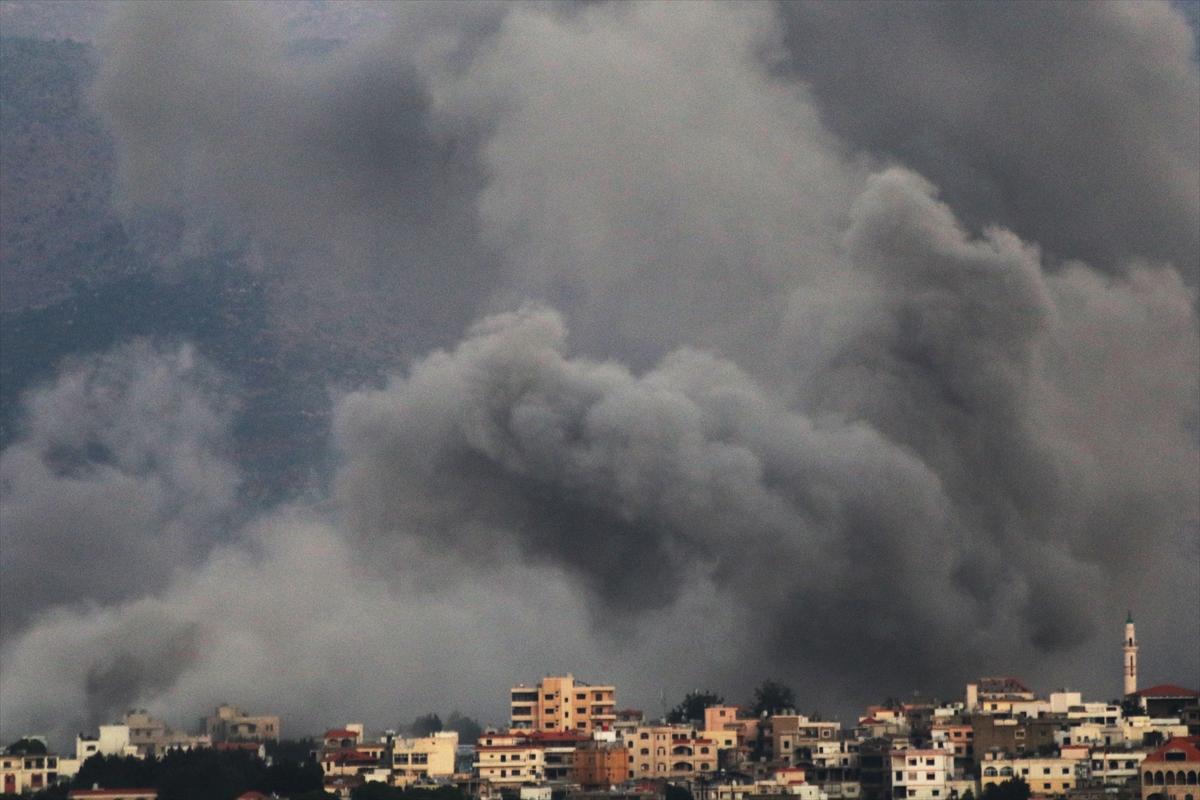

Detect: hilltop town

[2,619,1198,800]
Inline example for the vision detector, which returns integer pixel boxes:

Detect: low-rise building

[1139,736,1200,800]
[1087,747,1147,787]
[2,751,78,794]
[389,731,459,786]
[981,755,1078,797]
[714,768,826,800]
[67,790,157,800]
[77,725,140,761]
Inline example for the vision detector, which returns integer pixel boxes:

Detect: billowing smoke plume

[776,0,1200,276]
[0,342,239,639]
[1,0,1197,746]
[333,169,1198,692]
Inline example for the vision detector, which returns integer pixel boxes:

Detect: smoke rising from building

[0,0,1197,747]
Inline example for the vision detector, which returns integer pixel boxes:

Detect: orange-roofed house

[1140,737,1200,800]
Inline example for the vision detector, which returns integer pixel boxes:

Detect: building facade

[201,704,281,743]
[510,675,617,733]
[1140,737,1200,800]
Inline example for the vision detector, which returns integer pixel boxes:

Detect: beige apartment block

[981,754,1078,796]
[390,731,459,786]
[476,733,545,786]
[123,711,210,758]
[511,675,616,733]
[620,724,721,780]
[202,704,281,743]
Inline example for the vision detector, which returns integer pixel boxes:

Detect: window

[896,772,904,781]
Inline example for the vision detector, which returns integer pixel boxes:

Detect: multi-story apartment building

[980,754,1078,796]
[123,711,210,757]
[973,716,1061,766]
[510,675,617,733]
[201,704,281,743]
[931,722,974,773]
[620,724,720,779]
[1139,737,1200,800]
[772,716,842,765]
[475,733,544,786]
[890,749,955,800]
[1087,747,1147,787]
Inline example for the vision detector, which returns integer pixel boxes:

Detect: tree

[982,778,1031,800]
[4,738,47,755]
[751,680,796,717]
[444,711,482,745]
[667,691,724,723]
[665,784,694,800]
[408,713,443,737]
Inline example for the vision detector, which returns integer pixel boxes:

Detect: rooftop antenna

[660,688,668,722]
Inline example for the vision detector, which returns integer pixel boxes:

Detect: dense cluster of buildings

[3,618,1198,800]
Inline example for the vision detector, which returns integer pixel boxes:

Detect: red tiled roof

[237,793,270,800]
[324,728,360,739]
[1143,737,1200,764]
[1133,685,1200,698]
[321,748,378,764]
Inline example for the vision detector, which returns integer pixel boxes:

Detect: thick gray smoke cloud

[1,0,1198,746]
[333,170,1198,693]
[0,342,239,639]
[92,1,496,354]
[776,0,1200,276]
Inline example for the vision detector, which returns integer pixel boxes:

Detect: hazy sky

[0,0,1197,749]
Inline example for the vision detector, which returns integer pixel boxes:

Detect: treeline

[5,746,325,800]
